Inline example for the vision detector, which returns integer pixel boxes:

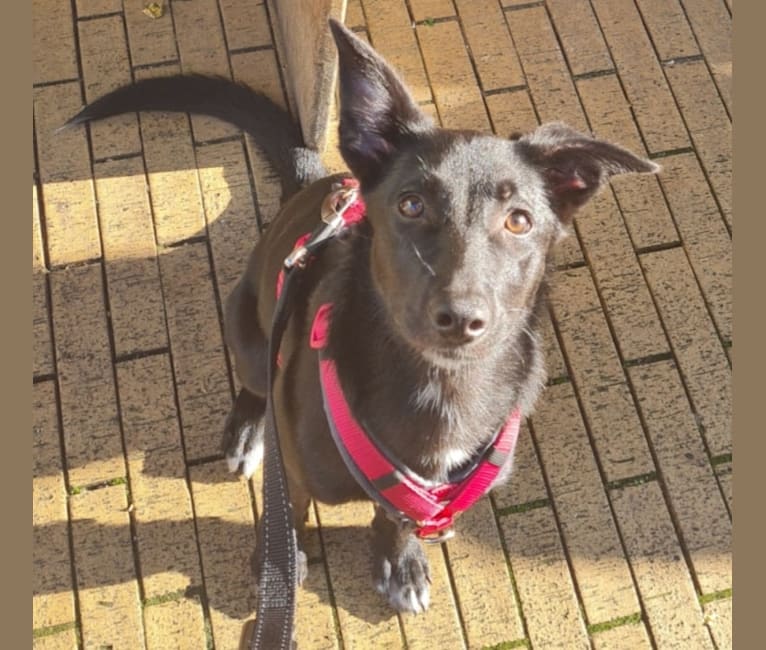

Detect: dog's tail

[64,74,326,201]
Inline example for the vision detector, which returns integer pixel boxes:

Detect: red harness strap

[310,303,521,540]
[277,178,522,541]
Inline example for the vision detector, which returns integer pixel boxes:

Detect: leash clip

[284,185,359,269]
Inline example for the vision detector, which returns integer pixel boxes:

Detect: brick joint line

[503,1,544,12]
[32,621,78,639]
[496,498,550,517]
[607,472,658,491]
[587,612,643,634]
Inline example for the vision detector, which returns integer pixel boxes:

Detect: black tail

[65,74,327,201]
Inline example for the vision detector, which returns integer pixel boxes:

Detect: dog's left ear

[329,19,433,186]
[518,123,660,223]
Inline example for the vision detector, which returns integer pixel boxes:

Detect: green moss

[482,639,529,650]
[700,588,732,605]
[710,453,732,467]
[496,498,549,517]
[32,621,77,639]
[607,472,657,491]
[588,612,642,634]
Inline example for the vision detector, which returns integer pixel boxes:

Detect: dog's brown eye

[398,194,424,219]
[505,210,533,235]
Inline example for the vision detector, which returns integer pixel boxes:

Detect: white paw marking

[225,421,264,478]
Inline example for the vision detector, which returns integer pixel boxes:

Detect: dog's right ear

[329,19,433,185]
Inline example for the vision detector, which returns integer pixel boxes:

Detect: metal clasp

[283,185,359,269]
[420,526,456,544]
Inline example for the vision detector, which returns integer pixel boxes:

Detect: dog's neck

[323,233,545,482]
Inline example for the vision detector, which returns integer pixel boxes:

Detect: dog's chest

[411,375,480,473]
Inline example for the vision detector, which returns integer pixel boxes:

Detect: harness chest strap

[310,302,522,540]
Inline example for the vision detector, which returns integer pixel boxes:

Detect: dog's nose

[429,295,490,344]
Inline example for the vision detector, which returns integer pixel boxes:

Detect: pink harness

[279,178,522,541]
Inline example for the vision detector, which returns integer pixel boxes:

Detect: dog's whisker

[411,242,436,277]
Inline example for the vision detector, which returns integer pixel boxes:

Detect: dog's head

[329,21,658,367]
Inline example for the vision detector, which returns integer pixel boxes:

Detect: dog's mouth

[418,343,490,370]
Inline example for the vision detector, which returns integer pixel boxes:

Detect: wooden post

[268,0,347,151]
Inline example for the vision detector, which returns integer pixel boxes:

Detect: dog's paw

[373,537,431,614]
[223,417,264,479]
[296,549,308,586]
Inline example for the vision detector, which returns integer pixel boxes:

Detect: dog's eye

[398,194,424,219]
[505,210,533,235]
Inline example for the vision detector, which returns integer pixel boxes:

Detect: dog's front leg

[371,506,431,614]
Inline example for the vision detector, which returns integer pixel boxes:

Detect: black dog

[68,20,658,614]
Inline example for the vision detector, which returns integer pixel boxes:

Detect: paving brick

[577,74,680,251]
[665,61,732,229]
[159,242,232,460]
[133,66,207,247]
[363,0,432,104]
[551,229,586,270]
[315,500,403,647]
[75,0,122,17]
[50,264,125,487]
[704,597,732,650]
[590,0,688,153]
[576,190,669,361]
[94,157,167,357]
[504,5,589,132]
[550,268,654,482]
[294,552,339,650]
[532,383,640,624]
[219,0,272,51]
[455,0,525,92]
[143,596,208,650]
[591,620,652,649]
[34,83,100,266]
[546,0,613,76]
[634,0,699,61]
[678,0,732,113]
[417,20,489,131]
[409,0,455,21]
[656,153,731,341]
[124,2,178,67]
[69,485,145,650]
[33,181,45,270]
[399,544,464,650]
[499,506,590,649]
[231,48,288,226]
[345,0,367,28]
[640,249,731,458]
[716,464,732,516]
[116,355,203,598]
[32,0,78,85]
[33,183,54,377]
[491,420,547,509]
[33,382,77,632]
[610,481,714,649]
[78,15,142,160]
[628,360,731,594]
[33,628,79,650]
[189,462,259,650]
[195,140,261,304]
[445,498,524,647]
[172,0,237,141]
[33,272,53,378]
[485,88,538,139]
[541,308,568,381]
